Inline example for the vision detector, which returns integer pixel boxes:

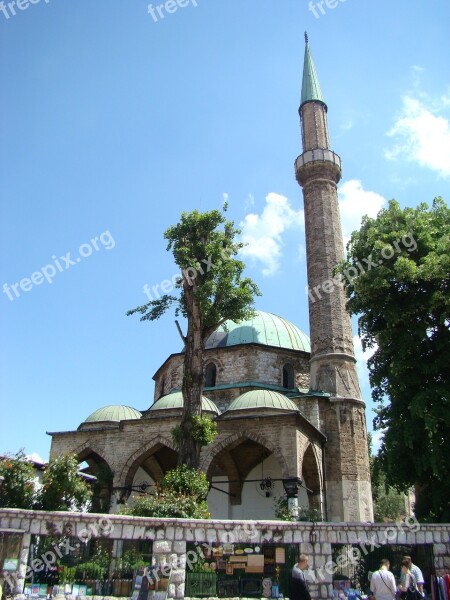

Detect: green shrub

[0,450,36,509]
[121,490,210,519]
[161,465,209,500]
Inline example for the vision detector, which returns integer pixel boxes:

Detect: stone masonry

[295,39,373,522]
[1,509,449,600]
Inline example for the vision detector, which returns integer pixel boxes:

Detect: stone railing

[1,509,449,600]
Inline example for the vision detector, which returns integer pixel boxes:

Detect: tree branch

[175,320,187,345]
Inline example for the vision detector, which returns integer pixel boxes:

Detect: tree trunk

[178,288,204,468]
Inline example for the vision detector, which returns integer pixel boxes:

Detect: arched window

[205,363,217,387]
[160,378,165,398]
[282,364,294,389]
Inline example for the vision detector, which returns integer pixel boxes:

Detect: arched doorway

[206,437,286,519]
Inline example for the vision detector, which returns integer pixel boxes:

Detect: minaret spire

[295,37,374,522]
[301,32,326,111]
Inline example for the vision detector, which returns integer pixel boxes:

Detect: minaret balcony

[295,148,342,184]
[295,148,342,170]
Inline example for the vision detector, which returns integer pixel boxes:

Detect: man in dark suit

[291,554,312,600]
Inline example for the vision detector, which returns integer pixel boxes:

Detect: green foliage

[0,450,36,509]
[192,415,218,446]
[172,416,218,448]
[120,489,210,519]
[127,204,260,337]
[36,454,92,512]
[370,454,408,522]
[128,204,260,467]
[161,465,210,500]
[273,496,323,522]
[336,198,450,521]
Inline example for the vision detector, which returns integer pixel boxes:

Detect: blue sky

[1,0,449,461]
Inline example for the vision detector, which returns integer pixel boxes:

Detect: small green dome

[84,405,142,423]
[149,391,220,414]
[227,390,299,412]
[205,310,310,353]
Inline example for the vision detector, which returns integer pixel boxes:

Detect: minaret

[295,34,374,521]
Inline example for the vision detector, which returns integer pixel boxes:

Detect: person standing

[400,557,425,596]
[370,559,397,600]
[291,554,312,600]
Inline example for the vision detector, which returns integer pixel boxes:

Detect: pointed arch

[201,430,289,479]
[118,436,178,488]
[301,443,323,512]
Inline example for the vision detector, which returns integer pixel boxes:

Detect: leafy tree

[0,450,36,509]
[336,198,450,521]
[36,454,92,512]
[128,205,260,467]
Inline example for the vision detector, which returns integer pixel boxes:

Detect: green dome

[227,390,299,412]
[205,310,310,352]
[149,391,220,414]
[84,405,142,423]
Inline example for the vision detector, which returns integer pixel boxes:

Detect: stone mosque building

[49,37,374,523]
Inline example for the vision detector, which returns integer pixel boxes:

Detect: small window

[160,378,165,398]
[205,363,217,387]
[283,364,294,388]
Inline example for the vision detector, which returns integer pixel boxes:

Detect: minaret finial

[305,31,309,45]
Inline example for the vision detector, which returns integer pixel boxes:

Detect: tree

[336,198,450,521]
[0,450,36,509]
[128,205,260,467]
[36,454,92,512]
[368,435,408,522]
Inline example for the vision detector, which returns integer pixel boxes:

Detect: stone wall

[1,509,449,600]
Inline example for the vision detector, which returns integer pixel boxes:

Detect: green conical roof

[300,33,326,110]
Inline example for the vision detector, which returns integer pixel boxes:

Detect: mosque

[49,36,374,523]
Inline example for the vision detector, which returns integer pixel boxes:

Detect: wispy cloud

[353,334,376,384]
[385,95,450,178]
[338,179,387,246]
[239,192,304,276]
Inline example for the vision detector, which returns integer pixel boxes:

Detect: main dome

[205,310,310,352]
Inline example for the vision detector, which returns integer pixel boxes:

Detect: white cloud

[244,193,255,210]
[353,334,376,386]
[239,192,304,276]
[371,429,385,454]
[26,452,46,465]
[338,179,387,246]
[385,96,450,178]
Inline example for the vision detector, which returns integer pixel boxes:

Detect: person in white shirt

[370,559,397,600]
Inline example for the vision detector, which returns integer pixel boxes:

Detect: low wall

[1,509,449,600]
